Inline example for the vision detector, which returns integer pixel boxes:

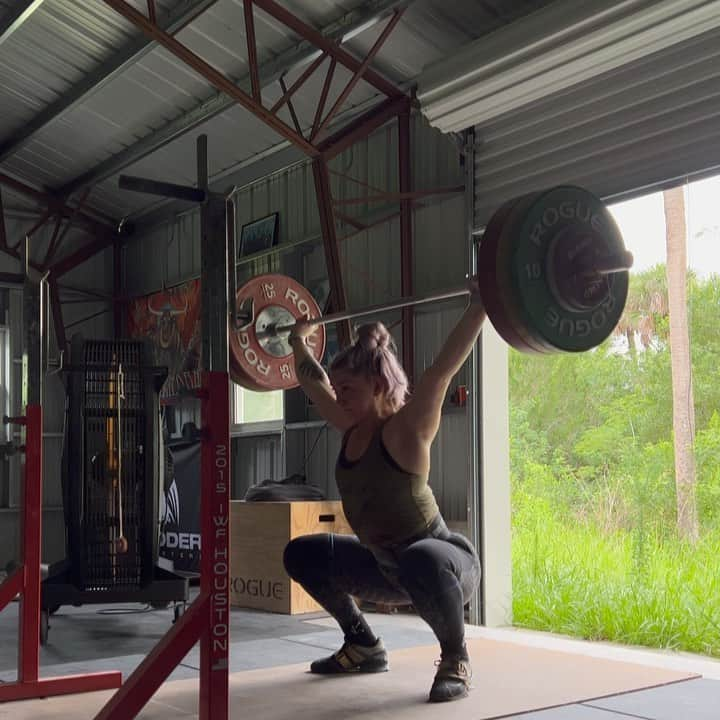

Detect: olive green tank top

[335,422,440,549]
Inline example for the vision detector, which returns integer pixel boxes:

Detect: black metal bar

[0,187,7,250]
[119,175,207,203]
[64,307,111,331]
[21,237,42,407]
[0,272,24,286]
[48,277,67,356]
[113,241,124,337]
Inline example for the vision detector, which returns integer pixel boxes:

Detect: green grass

[512,511,720,658]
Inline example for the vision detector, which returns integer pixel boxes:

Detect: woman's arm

[289,331,354,431]
[422,297,487,382]
[394,285,486,444]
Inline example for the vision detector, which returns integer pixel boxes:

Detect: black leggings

[283,532,481,658]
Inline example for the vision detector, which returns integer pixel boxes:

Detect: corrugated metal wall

[0,215,113,570]
[122,114,471,519]
[473,25,720,226]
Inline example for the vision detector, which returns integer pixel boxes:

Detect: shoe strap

[334,643,367,670]
[435,658,471,685]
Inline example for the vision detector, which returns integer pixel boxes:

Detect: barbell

[228,185,633,391]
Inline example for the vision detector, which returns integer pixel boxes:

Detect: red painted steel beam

[94,372,232,720]
[312,158,351,347]
[332,185,465,205]
[313,9,404,141]
[0,172,112,237]
[23,206,55,240]
[0,674,123,703]
[0,568,23,612]
[398,109,414,386]
[50,233,117,279]
[94,594,210,720]
[243,0,261,101]
[64,308,111,331]
[339,209,401,242]
[329,169,386,195]
[102,0,319,157]
[43,214,65,267]
[199,371,231,720]
[310,58,336,140]
[270,52,327,114]
[0,187,7,250]
[318,94,410,159]
[0,245,43,272]
[0,171,45,204]
[0,406,122,703]
[44,187,92,267]
[278,76,303,136]
[335,210,367,230]
[147,0,156,23]
[19,405,42,682]
[253,0,403,99]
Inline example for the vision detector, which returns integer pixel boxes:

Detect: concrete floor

[1,592,719,719]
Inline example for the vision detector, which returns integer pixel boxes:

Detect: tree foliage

[510,268,720,533]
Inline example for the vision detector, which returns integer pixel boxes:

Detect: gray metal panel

[415,304,469,522]
[0,0,546,221]
[302,424,342,500]
[0,0,140,138]
[60,246,114,339]
[414,194,466,294]
[231,434,282,500]
[473,25,720,225]
[0,508,66,569]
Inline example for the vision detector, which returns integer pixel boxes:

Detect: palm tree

[614,265,668,358]
[663,185,699,544]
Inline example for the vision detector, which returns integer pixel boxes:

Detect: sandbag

[244,473,325,502]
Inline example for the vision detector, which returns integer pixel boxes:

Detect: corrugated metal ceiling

[0,0,553,222]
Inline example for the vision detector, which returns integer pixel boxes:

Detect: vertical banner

[160,438,202,574]
[127,280,202,402]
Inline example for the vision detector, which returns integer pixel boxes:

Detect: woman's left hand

[467,275,483,307]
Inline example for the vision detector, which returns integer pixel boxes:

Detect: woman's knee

[283,533,332,580]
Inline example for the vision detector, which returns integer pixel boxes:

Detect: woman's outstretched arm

[289,323,354,431]
[395,282,486,444]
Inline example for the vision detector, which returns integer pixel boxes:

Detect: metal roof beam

[0,0,220,164]
[0,0,45,46]
[58,0,411,196]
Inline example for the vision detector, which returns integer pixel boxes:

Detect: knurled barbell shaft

[254,252,634,340]
[257,285,472,339]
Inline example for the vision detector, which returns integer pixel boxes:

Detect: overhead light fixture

[417,0,720,132]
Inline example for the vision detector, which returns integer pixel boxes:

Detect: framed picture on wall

[239,212,279,257]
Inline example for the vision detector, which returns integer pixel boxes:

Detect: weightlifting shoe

[310,637,388,674]
[428,655,472,702]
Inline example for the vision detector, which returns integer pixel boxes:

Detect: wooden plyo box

[229,500,352,614]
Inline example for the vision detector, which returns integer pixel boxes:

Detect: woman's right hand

[289,319,317,341]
